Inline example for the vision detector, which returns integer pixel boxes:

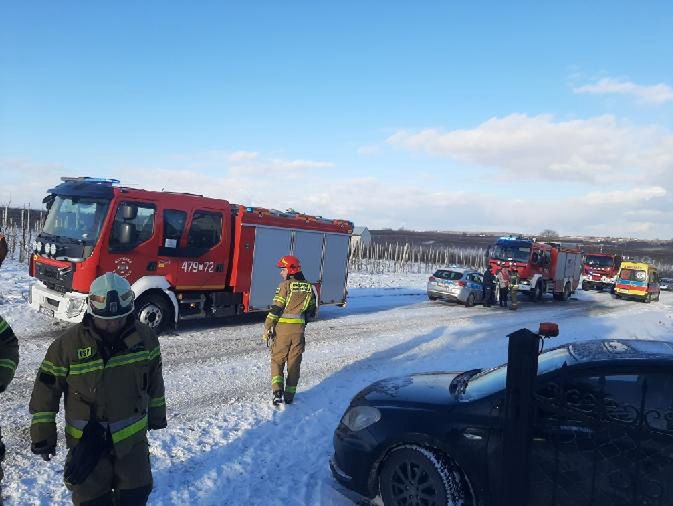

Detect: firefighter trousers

[270,324,306,402]
[66,441,152,506]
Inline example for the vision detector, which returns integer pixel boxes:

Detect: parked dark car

[330,338,673,505]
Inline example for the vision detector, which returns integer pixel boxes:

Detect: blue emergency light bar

[60,177,121,185]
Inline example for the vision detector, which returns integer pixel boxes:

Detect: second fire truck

[488,236,583,301]
[29,177,353,333]
[580,253,623,292]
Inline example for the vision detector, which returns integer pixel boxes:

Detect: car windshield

[433,270,464,280]
[585,255,614,268]
[43,195,110,243]
[461,347,573,401]
[619,269,647,282]
[492,245,531,263]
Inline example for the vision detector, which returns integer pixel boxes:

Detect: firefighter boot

[273,391,284,406]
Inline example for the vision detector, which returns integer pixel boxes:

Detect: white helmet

[88,273,135,319]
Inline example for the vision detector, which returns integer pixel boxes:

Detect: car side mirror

[119,222,137,245]
[121,204,138,221]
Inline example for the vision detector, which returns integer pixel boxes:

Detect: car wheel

[581,281,589,291]
[379,446,471,506]
[465,293,475,307]
[428,294,438,301]
[615,293,622,299]
[135,292,173,335]
[561,282,571,301]
[644,293,651,304]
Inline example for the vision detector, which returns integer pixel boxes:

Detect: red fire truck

[580,253,623,292]
[29,177,353,333]
[488,236,583,301]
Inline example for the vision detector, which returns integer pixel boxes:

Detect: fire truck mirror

[119,223,137,245]
[121,204,138,221]
[531,252,540,264]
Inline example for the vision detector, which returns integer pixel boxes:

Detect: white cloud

[574,78,673,104]
[226,151,259,162]
[387,114,673,183]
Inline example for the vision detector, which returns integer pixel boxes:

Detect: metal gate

[500,331,673,506]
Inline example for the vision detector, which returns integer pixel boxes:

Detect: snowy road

[2,264,673,505]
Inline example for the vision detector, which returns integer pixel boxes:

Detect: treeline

[349,240,488,274]
[1,205,44,263]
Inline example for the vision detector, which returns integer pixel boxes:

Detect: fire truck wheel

[135,293,172,334]
[644,293,651,304]
[534,281,544,301]
[561,283,571,301]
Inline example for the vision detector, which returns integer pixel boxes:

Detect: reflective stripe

[148,346,161,361]
[271,375,283,385]
[40,360,68,377]
[69,349,159,377]
[150,396,166,408]
[266,314,279,321]
[0,319,9,333]
[272,296,286,304]
[285,385,297,393]
[0,358,17,372]
[111,415,147,444]
[65,424,83,439]
[69,359,104,376]
[31,412,57,425]
[278,317,305,324]
[107,350,150,369]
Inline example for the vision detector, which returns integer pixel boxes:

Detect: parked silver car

[427,267,484,306]
[660,278,673,291]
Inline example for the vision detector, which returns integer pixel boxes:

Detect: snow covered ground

[1,261,673,505]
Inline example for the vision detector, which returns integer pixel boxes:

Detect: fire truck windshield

[585,255,614,268]
[43,196,110,243]
[492,244,531,263]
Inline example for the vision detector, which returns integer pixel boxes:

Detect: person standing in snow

[509,267,519,310]
[29,273,166,505]
[262,255,316,406]
[496,268,510,308]
[482,266,495,307]
[0,233,20,485]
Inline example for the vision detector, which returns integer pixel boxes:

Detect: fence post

[499,328,539,506]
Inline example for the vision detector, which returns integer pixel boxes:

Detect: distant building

[350,226,372,249]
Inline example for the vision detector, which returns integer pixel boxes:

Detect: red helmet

[277,255,301,275]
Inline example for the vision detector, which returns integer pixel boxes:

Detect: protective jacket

[264,274,316,331]
[0,316,19,393]
[29,317,166,458]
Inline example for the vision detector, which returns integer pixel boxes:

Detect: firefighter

[509,267,519,310]
[262,255,316,406]
[0,233,20,485]
[30,273,167,505]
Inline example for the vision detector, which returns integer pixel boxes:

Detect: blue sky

[2,1,673,238]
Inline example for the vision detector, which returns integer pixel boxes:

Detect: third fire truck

[488,236,583,300]
[29,177,353,333]
[580,253,623,292]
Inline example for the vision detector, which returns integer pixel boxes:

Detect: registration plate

[39,306,55,318]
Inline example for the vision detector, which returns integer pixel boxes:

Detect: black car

[330,338,673,505]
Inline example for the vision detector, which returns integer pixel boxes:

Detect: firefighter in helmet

[29,272,167,505]
[263,255,316,406]
[0,233,20,485]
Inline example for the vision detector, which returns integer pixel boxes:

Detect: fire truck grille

[35,261,73,294]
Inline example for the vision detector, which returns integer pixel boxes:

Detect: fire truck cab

[29,177,353,333]
[489,236,583,301]
[580,253,623,292]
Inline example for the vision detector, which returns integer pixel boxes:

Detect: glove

[149,418,167,431]
[63,419,107,485]
[262,328,275,347]
[31,440,57,462]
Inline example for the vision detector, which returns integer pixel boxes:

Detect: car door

[529,368,655,506]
